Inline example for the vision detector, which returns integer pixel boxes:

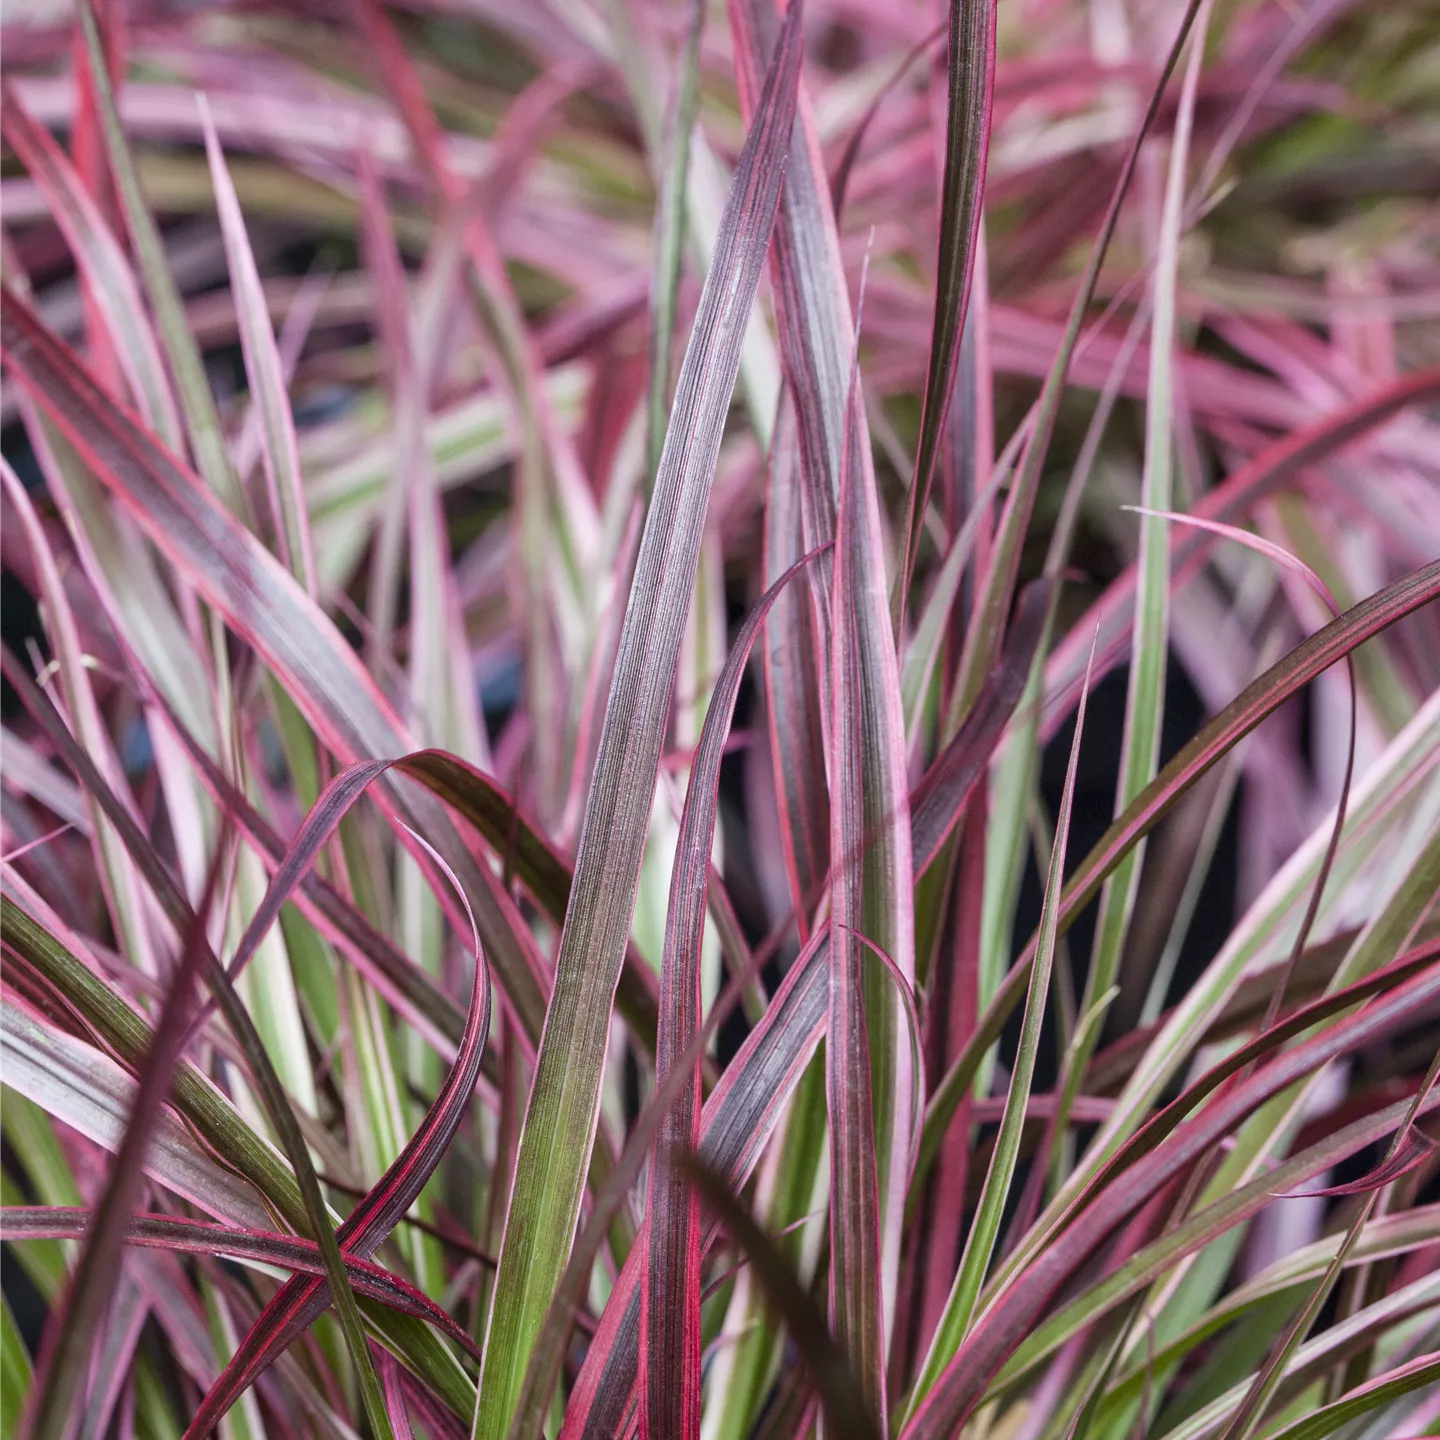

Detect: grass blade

[643,547,830,1438]
[0,84,180,448]
[472,13,802,1434]
[74,0,240,510]
[681,1153,881,1440]
[1,1208,480,1359]
[198,97,315,592]
[1056,0,1212,1167]
[895,0,996,619]
[0,648,395,1440]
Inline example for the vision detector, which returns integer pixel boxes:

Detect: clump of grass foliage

[2,0,1439,1437]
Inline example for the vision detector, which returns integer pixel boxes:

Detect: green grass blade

[471,15,802,1435]
[908,633,1098,1417]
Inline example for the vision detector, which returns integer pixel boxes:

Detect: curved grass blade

[1282,1127,1438,1198]
[0,997,273,1234]
[643,546,830,1439]
[989,1097,1440,1402]
[1,1208,480,1360]
[906,631,1098,1418]
[894,0,996,620]
[179,787,490,1440]
[830,21,946,221]
[1257,1350,1440,1440]
[1042,363,1440,736]
[472,11,802,1435]
[1216,1047,1440,1440]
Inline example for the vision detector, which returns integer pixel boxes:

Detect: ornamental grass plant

[1,1,1439,1438]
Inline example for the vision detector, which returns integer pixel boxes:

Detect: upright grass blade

[894,0,996,621]
[642,546,830,1439]
[728,0,917,1355]
[472,15,802,1436]
[0,85,181,449]
[75,0,241,511]
[907,633,1098,1417]
[826,263,913,1424]
[948,0,1206,722]
[20,838,228,1440]
[1058,1,1211,1167]
[762,392,831,938]
[199,98,315,592]
[645,0,704,486]
[562,930,831,1438]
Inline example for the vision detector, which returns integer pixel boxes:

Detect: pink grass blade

[949,0,1206,722]
[177,773,490,1439]
[74,0,241,511]
[909,580,1052,874]
[894,0,996,621]
[515,888,831,1439]
[0,648,398,1440]
[1281,1126,1439,1199]
[729,0,917,1360]
[645,0,704,484]
[471,11,802,1435]
[642,546,830,1439]
[198,97,315,593]
[1217,1047,1440,1440]
[1041,365,1440,740]
[354,0,596,815]
[0,460,158,979]
[0,85,181,450]
[826,270,894,1422]
[562,927,831,1438]
[763,394,830,937]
